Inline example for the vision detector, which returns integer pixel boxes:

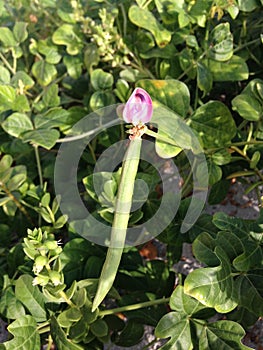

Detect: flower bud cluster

[23,228,63,287]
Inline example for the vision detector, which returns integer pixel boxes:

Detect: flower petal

[123,88,153,125]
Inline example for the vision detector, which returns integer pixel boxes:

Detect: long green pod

[92,137,142,312]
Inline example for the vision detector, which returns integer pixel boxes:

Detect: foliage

[0,0,262,349]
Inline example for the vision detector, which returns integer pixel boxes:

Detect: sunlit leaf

[1,315,40,350]
[208,23,233,61]
[129,5,172,48]
[22,128,60,149]
[155,312,193,350]
[136,79,190,117]
[199,320,250,350]
[32,60,57,86]
[2,113,33,138]
[189,101,236,148]
[15,275,47,322]
[184,247,237,313]
[208,55,249,81]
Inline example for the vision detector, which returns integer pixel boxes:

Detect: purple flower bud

[123,88,153,125]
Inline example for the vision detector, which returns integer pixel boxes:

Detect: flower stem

[34,145,44,189]
[99,297,170,317]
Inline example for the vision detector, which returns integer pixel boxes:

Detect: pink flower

[123,88,153,125]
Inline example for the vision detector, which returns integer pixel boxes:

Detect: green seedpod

[44,240,58,250]
[49,270,62,286]
[33,255,48,273]
[33,274,49,287]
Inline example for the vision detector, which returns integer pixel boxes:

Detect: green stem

[34,145,44,189]
[92,137,142,312]
[0,52,16,74]
[99,297,170,317]
[234,38,261,53]
[37,320,50,332]
[59,290,75,307]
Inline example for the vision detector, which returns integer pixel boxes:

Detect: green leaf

[0,27,16,47]
[250,150,261,169]
[211,149,232,165]
[197,62,213,93]
[2,315,40,350]
[155,312,192,350]
[32,60,57,86]
[232,94,262,121]
[0,154,13,173]
[2,113,33,138]
[155,0,181,24]
[113,320,144,347]
[129,5,172,48]
[136,79,190,117]
[208,179,230,205]
[52,24,83,55]
[179,48,196,79]
[199,320,250,350]
[37,38,62,64]
[208,55,249,81]
[90,69,114,90]
[235,270,263,315]
[208,23,233,61]
[63,307,82,322]
[34,108,69,129]
[238,0,259,12]
[15,275,47,322]
[233,242,263,271]
[89,91,115,111]
[189,101,236,148]
[13,95,31,112]
[0,288,26,319]
[151,105,198,153]
[0,66,10,84]
[192,232,219,266]
[63,55,82,79]
[184,247,238,313]
[169,285,214,317]
[212,212,248,237]
[22,128,60,149]
[60,238,94,284]
[13,22,28,43]
[11,71,35,89]
[50,316,84,350]
[0,85,16,112]
[155,129,183,158]
[7,172,26,191]
[207,159,222,186]
[84,44,100,74]
[90,319,108,337]
[43,84,60,108]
